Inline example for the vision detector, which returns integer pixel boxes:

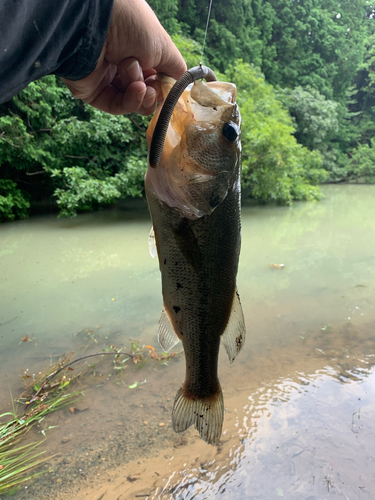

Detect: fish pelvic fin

[158,308,180,352]
[172,387,224,445]
[221,288,246,364]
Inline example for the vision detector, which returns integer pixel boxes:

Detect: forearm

[0,0,113,104]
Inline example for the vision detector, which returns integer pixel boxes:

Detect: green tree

[4,0,374,221]
[0,77,148,219]
[177,0,368,102]
[346,139,375,182]
[279,86,339,150]
[147,0,179,34]
[226,61,327,204]
[0,180,30,221]
[278,85,342,176]
[177,0,265,70]
[339,10,375,183]
[171,34,204,69]
[261,0,367,100]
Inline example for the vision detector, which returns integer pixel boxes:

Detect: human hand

[63,0,186,115]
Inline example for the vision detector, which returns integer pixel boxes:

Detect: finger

[112,74,125,92]
[138,99,158,116]
[142,86,157,110]
[107,65,156,96]
[63,63,118,102]
[88,80,147,115]
[144,74,158,85]
[119,58,144,90]
[112,66,157,97]
[99,72,159,115]
[144,74,162,102]
[143,68,157,79]
[138,93,159,116]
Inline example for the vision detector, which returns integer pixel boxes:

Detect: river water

[1,184,375,499]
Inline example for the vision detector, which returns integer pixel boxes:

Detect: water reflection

[151,355,375,500]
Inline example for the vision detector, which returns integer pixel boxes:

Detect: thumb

[153,39,187,80]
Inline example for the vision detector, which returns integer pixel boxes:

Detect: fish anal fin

[221,289,246,364]
[148,227,157,258]
[158,308,180,352]
[172,387,224,445]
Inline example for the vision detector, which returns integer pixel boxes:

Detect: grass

[0,353,84,495]
[0,442,49,493]
[0,390,83,494]
[0,342,182,494]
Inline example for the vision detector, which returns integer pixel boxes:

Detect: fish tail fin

[172,387,224,445]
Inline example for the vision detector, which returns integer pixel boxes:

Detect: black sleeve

[0,0,114,104]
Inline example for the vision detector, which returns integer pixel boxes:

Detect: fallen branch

[26,351,133,405]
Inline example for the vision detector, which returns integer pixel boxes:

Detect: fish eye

[222,122,239,142]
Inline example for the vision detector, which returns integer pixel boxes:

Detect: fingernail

[126,60,143,82]
[145,74,158,84]
[136,86,147,103]
[143,89,156,109]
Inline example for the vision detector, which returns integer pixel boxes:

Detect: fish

[145,69,245,444]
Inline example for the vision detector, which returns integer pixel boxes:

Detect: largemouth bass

[145,67,245,444]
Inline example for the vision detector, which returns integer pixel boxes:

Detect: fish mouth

[149,65,218,169]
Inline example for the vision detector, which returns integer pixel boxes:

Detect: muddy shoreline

[3,316,375,500]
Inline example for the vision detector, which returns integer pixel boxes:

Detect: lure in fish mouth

[145,65,245,444]
[149,65,217,169]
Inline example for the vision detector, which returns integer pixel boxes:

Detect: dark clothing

[0,0,114,104]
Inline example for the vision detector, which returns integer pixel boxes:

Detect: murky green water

[1,185,375,499]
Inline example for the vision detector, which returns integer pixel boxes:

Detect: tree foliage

[146,0,179,34]
[346,139,375,182]
[0,179,30,221]
[279,86,339,151]
[261,0,367,100]
[0,77,148,219]
[178,0,368,101]
[227,61,327,204]
[277,85,341,176]
[177,0,268,70]
[1,0,375,220]
[344,28,375,182]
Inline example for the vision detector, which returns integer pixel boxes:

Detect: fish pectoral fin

[221,289,246,364]
[148,227,157,258]
[172,387,224,445]
[158,308,180,352]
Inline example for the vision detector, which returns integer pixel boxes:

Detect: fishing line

[200,0,214,64]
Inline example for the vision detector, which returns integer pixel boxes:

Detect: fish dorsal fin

[221,289,246,364]
[158,308,180,352]
[148,227,157,258]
